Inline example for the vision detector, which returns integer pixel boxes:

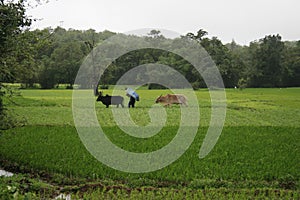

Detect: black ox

[96,91,124,108]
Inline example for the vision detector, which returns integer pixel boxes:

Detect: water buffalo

[96,91,124,108]
[155,94,188,107]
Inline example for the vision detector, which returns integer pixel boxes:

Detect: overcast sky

[27,0,300,45]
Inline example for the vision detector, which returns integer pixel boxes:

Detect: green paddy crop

[0,88,299,198]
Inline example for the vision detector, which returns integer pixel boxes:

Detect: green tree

[30,28,56,89]
[37,27,88,88]
[12,30,39,88]
[227,40,250,88]
[251,34,285,87]
[38,56,58,89]
[202,37,236,87]
[0,0,31,129]
[148,29,163,39]
[282,41,300,87]
[186,29,208,42]
[0,0,31,82]
[51,42,86,88]
[186,30,244,88]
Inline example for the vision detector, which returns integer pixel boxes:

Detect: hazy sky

[27,0,300,45]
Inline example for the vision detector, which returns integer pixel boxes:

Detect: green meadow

[0,88,299,199]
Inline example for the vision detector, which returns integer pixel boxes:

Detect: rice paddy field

[0,88,299,199]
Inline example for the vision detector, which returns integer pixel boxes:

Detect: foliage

[0,174,54,199]
[282,41,300,87]
[237,78,248,90]
[0,0,32,129]
[250,35,285,87]
[102,30,297,89]
[1,25,300,89]
[0,0,33,84]
[31,27,114,89]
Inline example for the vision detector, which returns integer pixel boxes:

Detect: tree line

[1,27,299,90]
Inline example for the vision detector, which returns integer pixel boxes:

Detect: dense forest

[2,26,300,89]
[1,26,300,90]
[1,1,299,91]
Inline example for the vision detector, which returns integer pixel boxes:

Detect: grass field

[0,88,299,199]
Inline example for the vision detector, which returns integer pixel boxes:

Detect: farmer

[125,87,139,108]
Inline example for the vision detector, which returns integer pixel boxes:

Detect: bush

[237,78,248,90]
[0,85,25,130]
